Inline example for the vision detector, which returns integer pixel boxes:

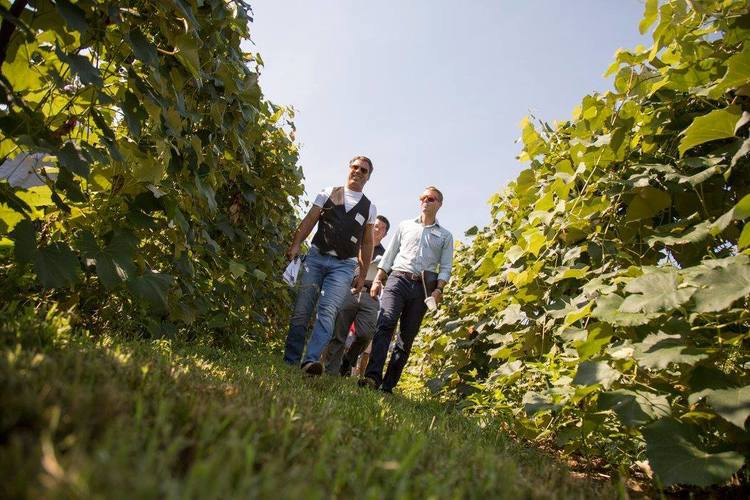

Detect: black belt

[392,270,421,281]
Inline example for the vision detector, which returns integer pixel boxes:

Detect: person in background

[283,156,377,376]
[360,186,453,393]
[324,214,390,376]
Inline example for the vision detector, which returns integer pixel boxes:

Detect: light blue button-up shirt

[378,217,454,282]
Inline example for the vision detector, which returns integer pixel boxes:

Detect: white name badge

[354,213,366,225]
[350,235,358,243]
[430,229,442,237]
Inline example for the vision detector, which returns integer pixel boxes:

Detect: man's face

[373,219,387,244]
[420,190,442,218]
[347,160,371,191]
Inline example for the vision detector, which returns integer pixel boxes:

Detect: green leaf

[643,418,744,487]
[710,194,750,236]
[74,229,99,261]
[625,186,671,223]
[55,167,86,202]
[229,260,246,279]
[632,332,708,370]
[195,175,217,212]
[34,242,80,288]
[129,29,159,67]
[55,47,103,87]
[593,293,659,326]
[699,386,750,430]
[76,230,137,289]
[572,361,621,389]
[57,142,90,178]
[547,266,589,284]
[639,0,658,35]
[3,49,42,92]
[691,255,750,313]
[55,0,88,36]
[518,117,546,162]
[128,271,173,314]
[122,90,148,138]
[10,219,35,264]
[0,181,32,216]
[522,391,557,416]
[171,0,199,28]
[731,138,750,167]
[619,268,694,313]
[646,220,711,247]
[678,105,742,157]
[598,389,670,427]
[575,323,612,360]
[732,193,750,219]
[174,33,202,79]
[712,42,750,96]
[688,365,739,394]
[738,224,750,250]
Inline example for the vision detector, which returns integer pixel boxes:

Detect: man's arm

[370,224,401,298]
[432,233,454,305]
[353,222,374,293]
[286,206,322,260]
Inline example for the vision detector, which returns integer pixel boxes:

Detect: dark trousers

[365,273,428,391]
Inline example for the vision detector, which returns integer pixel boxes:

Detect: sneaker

[301,361,323,376]
[357,377,378,389]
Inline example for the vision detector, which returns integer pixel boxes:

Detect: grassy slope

[1,311,616,499]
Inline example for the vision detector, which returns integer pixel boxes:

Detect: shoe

[357,377,378,389]
[339,358,352,377]
[301,361,323,376]
[380,387,393,395]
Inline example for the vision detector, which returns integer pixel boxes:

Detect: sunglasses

[420,195,437,203]
[350,164,370,174]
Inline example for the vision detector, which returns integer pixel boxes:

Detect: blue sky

[247,1,650,244]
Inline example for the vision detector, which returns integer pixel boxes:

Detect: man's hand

[286,243,300,261]
[370,280,383,298]
[351,275,365,295]
[431,289,443,306]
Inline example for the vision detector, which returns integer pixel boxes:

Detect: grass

[1,307,617,499]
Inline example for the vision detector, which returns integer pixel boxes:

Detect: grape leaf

[632,332,708,370]
[679,106,742,157]
[34,242,81,288]
[643,418,744,487]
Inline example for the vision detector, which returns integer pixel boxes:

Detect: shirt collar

[413,216,440,228]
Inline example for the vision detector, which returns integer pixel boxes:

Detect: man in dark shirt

[324,215,390,376]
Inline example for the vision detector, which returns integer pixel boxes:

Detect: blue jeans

[283,247,357,365]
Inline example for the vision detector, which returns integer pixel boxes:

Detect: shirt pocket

[426,231,445,250]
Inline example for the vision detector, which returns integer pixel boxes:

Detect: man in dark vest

[323,214,390,376]
[283,156,377,375]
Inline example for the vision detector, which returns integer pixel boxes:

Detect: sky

[246,1,650,245]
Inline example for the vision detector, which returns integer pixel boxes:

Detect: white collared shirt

[378,217,454,282]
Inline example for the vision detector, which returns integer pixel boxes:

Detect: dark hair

[349,155,373,175]
[376,214,390,233]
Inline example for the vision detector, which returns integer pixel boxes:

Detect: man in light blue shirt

[361,186,454,392]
